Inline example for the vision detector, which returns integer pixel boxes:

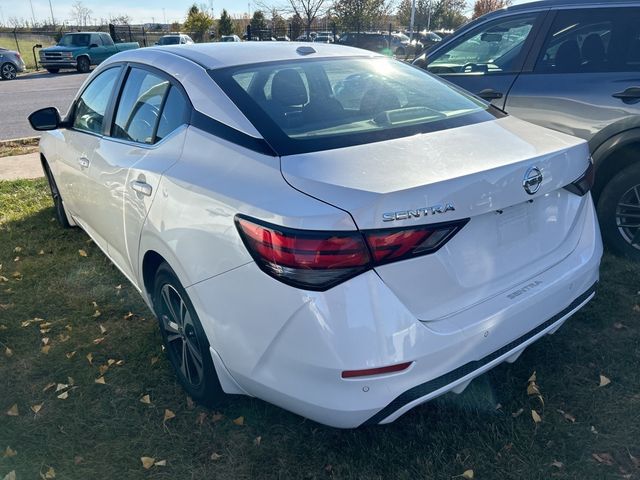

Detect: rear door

[87,66,189,282]
[505,6,640,143]
[424,11,547,107]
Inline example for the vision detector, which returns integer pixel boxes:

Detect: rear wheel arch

[142,250,166,302]
[591,129,640,199]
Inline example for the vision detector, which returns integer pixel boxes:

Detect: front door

[424,12,546,108]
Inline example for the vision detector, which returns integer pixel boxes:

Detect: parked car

[390,32,421,57]
[0,47,25,80]
[416,30,442,49]
[414,0,640,259]
[220,35,241,42]
[276,36,291,42]
[29,43,601,428]
[314,35,333,44]
[39,32,139,73]
[156,34,194,45]
[337,32,389,53]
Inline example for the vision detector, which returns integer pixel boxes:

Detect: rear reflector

[235,215,468,291]
[564,160,594,196]
[342,362,413,378]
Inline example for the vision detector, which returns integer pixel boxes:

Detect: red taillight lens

[235,216,371,290]
[564,160,594,196]
[342,361,413,378]
[236,215,468,291]
[364,220,467,265]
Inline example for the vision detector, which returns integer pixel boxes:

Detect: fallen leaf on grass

[41,466,55,479]
[557,409,576,423]
[233,416,245,426]
[613,322,626,330]
[633,305,640,313]
[43,382,56,392]
[123,312,134,320]
[527,383,540,396]
[591,425,599,434]
[99,325,107,334]
[4,347,12,357]
[599,375,611,387]
[460,470,474,479]
[0,276,8,283]
[140,395,151,405]
[31,403,43,414]
[141,457,155,469]
[592,453,615,465]
[195,412,207,425]
[628,451,640,468]
[41,345,51,354]
[3,471,16,480]
[210,452,223,461]
[78,249,88,257]
[511,408,524,418]
[11,272,22,280]
[95,377,106,385]
[92,337,105,345]
[65,351,76,359]
[93,310,101,318]
[13,247,22,253]
[38,250,45,255]
[86,353,93,365]
[211,413,224,422]
[150,356,159,365]
[163,409,176,422]
[551,460,564,469]
[186,396,195,409]
[254,436,262,446]
[115,360,125,366]
[3,447,17,458]
[98,365,109,375]
[531,410,542,424]
[41,337,50,346]
[154,460,167,467]
[57,391,69,400]
[58,334,70,343]
[55,383,68,392]
[67,377,74,386]
[6,404,19,416]
[107,359,116,366]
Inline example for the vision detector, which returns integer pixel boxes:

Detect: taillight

[564,160,594,196]
[235,215,468,291]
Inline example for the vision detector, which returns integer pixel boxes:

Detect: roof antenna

[296,46,316,55]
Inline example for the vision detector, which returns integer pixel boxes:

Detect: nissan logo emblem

[523,166,543,195]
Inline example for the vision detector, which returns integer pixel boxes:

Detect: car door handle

[78,157,90,168]
[131,180,152,196]
[612,87,640,100]
[477,89,504,101]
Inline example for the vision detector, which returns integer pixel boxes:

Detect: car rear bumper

[187,196,602,428]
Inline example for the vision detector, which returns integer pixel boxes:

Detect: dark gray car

[0,48,26,80]
[414,0,640,259]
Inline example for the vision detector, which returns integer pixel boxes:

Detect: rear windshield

[211,57,497,155]
[158,36,180,45]
[59,34,90,47]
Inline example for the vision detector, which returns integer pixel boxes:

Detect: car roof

[501,0,633,13]
[141,42,381,69]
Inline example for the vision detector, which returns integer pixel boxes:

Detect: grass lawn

[0,138,39,159]
[0,178,639,479]
[0,37,56,70]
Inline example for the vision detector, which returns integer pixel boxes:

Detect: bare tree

[70,1,92,27]
[256,0,331,35]
[109,14,132,25]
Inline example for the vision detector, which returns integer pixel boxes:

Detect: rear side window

[72,67,121,135]
[156,87,189,141]
[535,7,640,73]
[113,68,170,144]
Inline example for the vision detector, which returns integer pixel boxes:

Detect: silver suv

[414,0,640,259]
[0,48,26,80]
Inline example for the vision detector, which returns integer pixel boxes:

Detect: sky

[1,0,537,26]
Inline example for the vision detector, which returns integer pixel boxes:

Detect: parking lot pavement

[0,71,89,141]
[0,152,43,180]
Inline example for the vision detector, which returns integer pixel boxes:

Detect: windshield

[158,36,180,45]
[58,34,90,47]
[214,57,488,149]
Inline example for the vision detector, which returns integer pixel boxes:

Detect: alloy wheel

[616,183,640,251]
[1,63,17,80]
[159,284,205,387]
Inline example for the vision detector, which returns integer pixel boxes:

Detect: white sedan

[29,43,602,428]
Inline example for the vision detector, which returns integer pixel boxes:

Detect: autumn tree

[397,0,467,30]
[183,4,214,42]
[473,0,512,19]
[218,9,234,36]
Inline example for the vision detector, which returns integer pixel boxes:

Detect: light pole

[48,0,55,27]
[409,0,415,40]
[427,0,432,31]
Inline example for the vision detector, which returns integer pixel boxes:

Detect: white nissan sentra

[29,43,602,428]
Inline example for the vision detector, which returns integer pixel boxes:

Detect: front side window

[90,34,101,46]
[428,14,538,75]
[112,68,170,144]
[535,8,640,73]
[212,57,495,154]
[72,67,121,134]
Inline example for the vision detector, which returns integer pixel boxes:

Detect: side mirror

[28,107,62,131]
[89,43,99,48]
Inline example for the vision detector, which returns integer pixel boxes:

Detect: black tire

[46,68,59,74]
[43,161,72,228]
[76,56,90,73]
[597,162,640,261]
[153,263,224,406]
[1,62,17,80]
